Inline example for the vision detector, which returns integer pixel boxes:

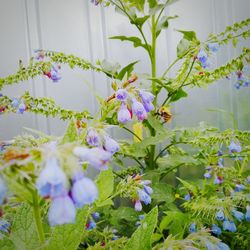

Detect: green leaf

[124,206,158,250]
[131,16,150,28]
[176,177,198,195]
[110,36,151,52]
[147,0,157,8]
[117,61,139,80]
[61,120,78,144]
[95,168,114,206]
[177,30,197,41]
[159,211,188,238]
[156,15,178,37]
[151,183,174,202]
[99,59,120,76]
[10,203,40,250]
[0,238,15,250]
[169,88,188,102]
[47,207,88,250]
[177,38,190,58]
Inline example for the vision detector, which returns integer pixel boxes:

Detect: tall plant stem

[148,15,157,169]
[32,191,46,249]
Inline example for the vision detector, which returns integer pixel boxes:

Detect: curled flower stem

[106,74,138,103]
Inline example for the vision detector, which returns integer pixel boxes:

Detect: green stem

[32,191,46,249]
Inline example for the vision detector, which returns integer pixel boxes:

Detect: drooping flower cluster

[116,88,155,123]
[11,98,26,114]
[233,66,250,89]
[117,174,153,212]
[86,212,100,230]
[34,50,61,82]
[213,207,250,234]
[73,128,119,170]
[36,156,98,226]
[203,141,244,187]
[197,42,219,69]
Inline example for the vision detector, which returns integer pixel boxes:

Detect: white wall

[0,0,249,140]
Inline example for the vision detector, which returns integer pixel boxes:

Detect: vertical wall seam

[23,0,39,130]
[85,1,97,115]
[34,0,50,134]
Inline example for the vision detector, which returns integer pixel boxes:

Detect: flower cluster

[197,42,219,68]
[86,212,100,230]
[36,157,98,226]
[11,98,26,114]
[203,141,244,186]
[73,128,119,170]
[34,50,61,82]
[233,66,250,89]
[213,207,250,234]
[117,174,153,211]
[116,89,155,123]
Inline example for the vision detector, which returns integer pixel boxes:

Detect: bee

[156,106,172,123]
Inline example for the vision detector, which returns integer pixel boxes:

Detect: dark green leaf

[110,36,151,52]
[124,206,158,250]
[117,61,139,80]
[47,207,88,250]
[131,16,150,28]
[169,88,188,102]
[177,30,197,41]
[10,203,40,250]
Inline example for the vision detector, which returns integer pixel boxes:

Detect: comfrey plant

[0,0,250,249]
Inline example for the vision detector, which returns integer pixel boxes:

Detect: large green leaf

[110,36,151,51]
[0,238,15,250]
[156,15,178,37]
[151,183,174,203]
[130,16,150,28]
[159,211,189,238]
[10,203,40,250]
[124,206,158,250]
[177,38,190,58]
[95,168,114,207]
[169,88,188,102]
[47,207,88,250]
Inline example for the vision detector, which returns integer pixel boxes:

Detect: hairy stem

[32,191,46,249]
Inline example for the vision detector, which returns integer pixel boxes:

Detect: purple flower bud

[232,210,244,222]
[245,206,250,222]
[34,50,45,60]
[86,219,96,230]
[235,184,246,192]
[92,212,100,220]
[211,224,221,235]
[234,82,241,89]
[184,193,191,201]
[0,176,7,205]
[139,90,154,103]
[218,158,224,168]
[197,49,209,68]
[189,222,196,233]
[104,136,120,154]
[50,69,61,82]
[143,185,153,195]
[215,210,224,221]
[86,129,100,147]
[208,43,219,53]
[132,100,147,121]
[36,157,67,198]
[141,180,151,185]
[0,219,10,234]
[228,141,242,153]
[75,147,111,170]
[71,176,98,208]
[17,103,26,114]
[11,98,20,108]
[137,189,151,205]
[118,104,132,124]
[204,172,211,179]
[134,200,142,211]
[214,176,223,185]
[91,0,101,5]
[217,242,230,250]
[223,219,237,232]
[116,89,129,101]
[138,214,145,220]
[143,101,154,112]
[48,195,76,226]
